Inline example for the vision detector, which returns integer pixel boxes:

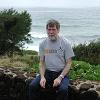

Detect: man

[29,19,75,100]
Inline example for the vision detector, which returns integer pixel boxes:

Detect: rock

[79,90,98,100]
[79,82,94,92]
[96,85,100,92]
[68,85,79,100]
[0,66,100,100]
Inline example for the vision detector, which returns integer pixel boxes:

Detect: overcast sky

[0,0,100,8]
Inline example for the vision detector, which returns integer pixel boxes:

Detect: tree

[0,8,32,56]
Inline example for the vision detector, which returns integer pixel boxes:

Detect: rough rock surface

[0,66,100,100]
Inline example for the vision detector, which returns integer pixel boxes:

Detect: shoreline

[25,37,100,52]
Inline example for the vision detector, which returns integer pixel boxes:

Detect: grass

[0,40,100,81]
[69,61,100,81]
[0,54,39,73]
[0,55,99,81]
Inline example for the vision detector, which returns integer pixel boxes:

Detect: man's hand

[53,77,62,87]
[40,77,46,88]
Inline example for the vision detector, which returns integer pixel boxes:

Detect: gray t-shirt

[39,36,75,72]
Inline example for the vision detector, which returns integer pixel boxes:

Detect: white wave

[29,32,47,39]
[25,45,39,52]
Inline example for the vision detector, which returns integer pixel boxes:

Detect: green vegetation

[0,54,39,72]
[0,8,99,81]
[0,54,100,81]
[0,8,32,56]
[22,50,38,55]
[73,39,100,65]
[69,61,100,81]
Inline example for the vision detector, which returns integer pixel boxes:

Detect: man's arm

[39,57,46,88]
[53,58,72,87]
[59,58,72,79]
[39,58,45,78]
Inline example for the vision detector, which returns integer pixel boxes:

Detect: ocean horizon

[1,7,100,51]
[25,7,100,51]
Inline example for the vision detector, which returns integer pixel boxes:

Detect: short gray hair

[46,19,60,30]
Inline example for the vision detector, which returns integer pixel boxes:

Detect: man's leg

[29,75,41,100]
[56,76,69,100]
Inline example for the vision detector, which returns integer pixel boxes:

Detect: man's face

[47,25,59,41]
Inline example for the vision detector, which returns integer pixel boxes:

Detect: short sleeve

[39,42,45,60]
[64,41,75,60]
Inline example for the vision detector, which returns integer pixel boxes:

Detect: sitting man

[29,19,75,100]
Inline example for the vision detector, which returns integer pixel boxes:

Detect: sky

[0,0,100,8]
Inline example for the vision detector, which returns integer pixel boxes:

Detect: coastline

[25,36,100,52]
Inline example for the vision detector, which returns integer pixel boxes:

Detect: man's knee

[58,86,68,93]
[29,82,34,91]
[29,81,39,92]
[29,76,40,91]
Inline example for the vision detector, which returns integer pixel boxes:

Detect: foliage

[0,54,39,72]
[68,61,100,81]
[73,39,100,65]
[0,56,29,67]
[22,50,38,55]
[0,53,100,81]
[0,8,32,56]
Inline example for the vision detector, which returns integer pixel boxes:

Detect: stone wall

[0,66,100,100]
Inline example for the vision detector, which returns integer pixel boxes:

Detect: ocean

[23,7,100,51]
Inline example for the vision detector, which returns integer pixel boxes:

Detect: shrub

[73,39,100,65]
[0,8,32,56]
[69,61,100,81]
